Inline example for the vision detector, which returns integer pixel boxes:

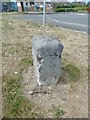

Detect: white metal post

[43,0,46,26]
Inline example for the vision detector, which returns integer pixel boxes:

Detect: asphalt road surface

[11,13,88,34]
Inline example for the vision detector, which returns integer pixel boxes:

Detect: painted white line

[80,31,87,34]
[47,16,88,28]
[47,16,60,23]
[73,30,87,34]
[75,13,87,16]
[62,21,87,27]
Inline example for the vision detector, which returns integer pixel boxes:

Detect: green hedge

[53,3,88,9]
[55,8,65,12]
[74,7,88,11]
[53,3,88,12]
[54,8,74,12]
[54,7,88,12]
[66,8,74,12]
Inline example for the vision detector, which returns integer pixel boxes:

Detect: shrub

[54,8,74,12]
[53,3,87,9]
[53,6,88,12]
[74,7,88,12]
[54,8,65,12]
[65,8,74,12]
[53,3,88,12]
[69,4,82,8]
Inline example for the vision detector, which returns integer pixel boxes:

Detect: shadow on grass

[58,58,81,85]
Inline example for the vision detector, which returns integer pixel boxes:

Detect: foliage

[54,8,65,12]
[53,7,88,12]
[53,3,88,12]
[2,73,36,118]
[53,105,65,118]
[53,3,88,9]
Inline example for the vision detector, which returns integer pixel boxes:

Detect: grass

[2,21,14,31]
[62,63,81,82]
[62,58,81,82]
[2,18,38,117]
[18,57,33,72]
[2,17,36,117]
[2,70,37,118]
[2,13,87,118]
[52,105,65,118]
[2,41,35,117]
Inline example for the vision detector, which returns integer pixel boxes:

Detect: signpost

[43,0,51,26]
[43,0,46,26]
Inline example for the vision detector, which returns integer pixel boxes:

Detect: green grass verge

[2,70,37,118]
[53,7,88,12]
[2,54,35,118]
[2,49,43,118]
[2,15,84,118]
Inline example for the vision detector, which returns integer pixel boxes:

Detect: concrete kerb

[23,11,88,15]
[23,12,56,14]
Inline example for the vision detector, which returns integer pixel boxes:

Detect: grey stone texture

[32,36,63,86]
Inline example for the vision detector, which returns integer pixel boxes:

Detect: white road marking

[46,16,88,28]
[75,13,87,16]
[62,21,87,27]
[73,30,87,34]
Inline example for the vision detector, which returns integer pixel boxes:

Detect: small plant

[48,24,55,28]
[20,58,33,66]
[31,22,40,28]
[20,25,25,28]
[18,57,33,72]
[53,105,65,118]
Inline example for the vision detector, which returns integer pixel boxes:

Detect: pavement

[11,12,88,34]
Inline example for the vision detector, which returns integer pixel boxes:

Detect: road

[11,13,88,34]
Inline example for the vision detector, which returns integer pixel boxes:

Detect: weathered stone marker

[32,36,63,86]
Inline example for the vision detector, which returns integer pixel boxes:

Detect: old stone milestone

[32,36,63,86]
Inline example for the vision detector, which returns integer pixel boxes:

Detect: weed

[30,21,40,28]
[2,21,14,31]
[20,25,25,28]
[48,24,55,28]
[18,57,33,72]
[53,105,65,118]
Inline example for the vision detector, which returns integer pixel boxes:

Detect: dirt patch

[22,63,87,118]
[2,13,88,118]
